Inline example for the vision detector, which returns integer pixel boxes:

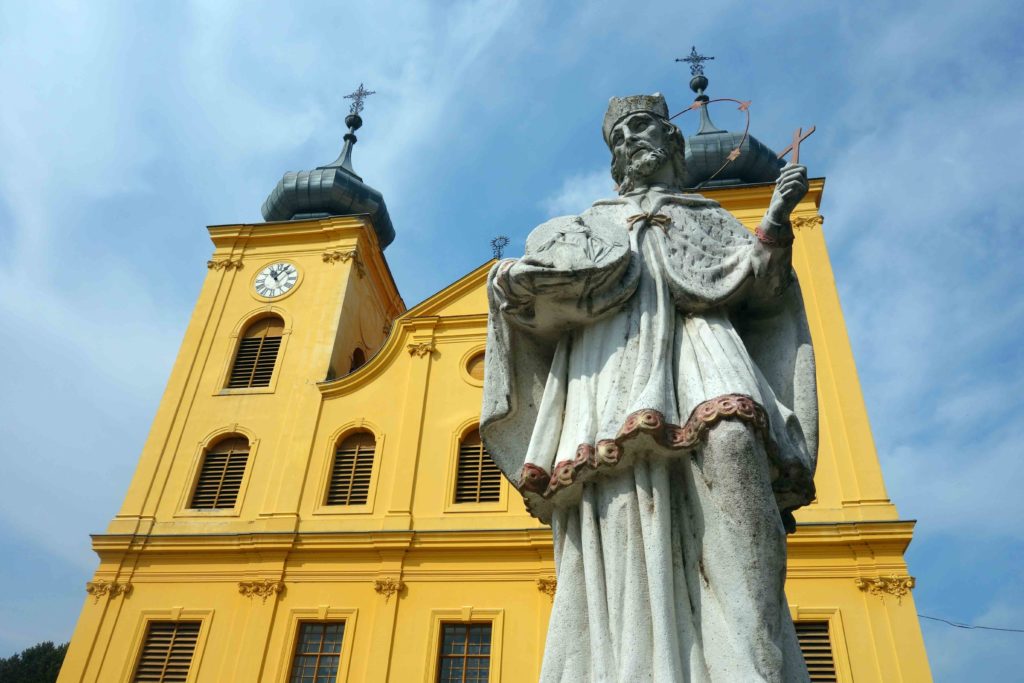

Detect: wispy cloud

[541,167,613,217]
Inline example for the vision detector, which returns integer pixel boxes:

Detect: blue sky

[1,2,1021,680]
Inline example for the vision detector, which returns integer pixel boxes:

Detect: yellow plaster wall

[59,183,932,683]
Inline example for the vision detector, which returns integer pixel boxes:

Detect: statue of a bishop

[482,93,818,682]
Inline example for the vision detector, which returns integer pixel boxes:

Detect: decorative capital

[207,257,244,270]
[86,580,132,603]
[373,577,404,602]
[407,341,435,357]
[322,249,366,277]
[238,579,285,603]
[792,214,824,231]
[855,575,915,604]
[536,577,557,602]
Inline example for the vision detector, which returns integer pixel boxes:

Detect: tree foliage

[0,641,68,683]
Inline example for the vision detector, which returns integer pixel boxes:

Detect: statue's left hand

[766,163,808,224]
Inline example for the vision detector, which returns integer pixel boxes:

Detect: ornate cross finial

[491,235,510,259]
[676,46,714,77]
[344,83,376,116]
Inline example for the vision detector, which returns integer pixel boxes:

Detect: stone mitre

[602,92,670,144]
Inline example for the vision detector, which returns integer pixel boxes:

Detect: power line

[919,614,1024,634]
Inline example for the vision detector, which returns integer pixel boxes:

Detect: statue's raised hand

[766,163,808,225]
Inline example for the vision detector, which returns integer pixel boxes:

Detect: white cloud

[541,167,613,217]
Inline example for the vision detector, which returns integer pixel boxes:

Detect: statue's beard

[615,146,669,193]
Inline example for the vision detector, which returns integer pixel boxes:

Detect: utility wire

[919,614,1024,633]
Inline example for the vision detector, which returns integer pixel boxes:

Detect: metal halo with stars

[670,47,752,188]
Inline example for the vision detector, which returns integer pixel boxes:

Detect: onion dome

[679,52,784,189]
[261,85,395,249]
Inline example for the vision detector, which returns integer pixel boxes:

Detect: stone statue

[481,93,818,682]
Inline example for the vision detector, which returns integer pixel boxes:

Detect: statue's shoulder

[661,196,754,244]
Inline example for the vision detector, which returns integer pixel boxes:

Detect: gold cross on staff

[777,125,816,164]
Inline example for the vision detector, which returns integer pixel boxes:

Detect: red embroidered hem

[517,393,772,498]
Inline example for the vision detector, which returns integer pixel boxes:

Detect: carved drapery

[85,580,132,603]
[238,579,285,603]
[854,575,915,604]
[373,577,404,602]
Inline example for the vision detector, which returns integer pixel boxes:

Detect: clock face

[254,262,299,298]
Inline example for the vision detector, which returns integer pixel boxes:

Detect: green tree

[0,641,68,683]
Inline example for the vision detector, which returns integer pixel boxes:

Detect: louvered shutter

[190,437,249,509]
[132,621,200,683]
[455,430,502,503]
[796,621,838,682]
[228,317,284,388]
[326,432,375,505]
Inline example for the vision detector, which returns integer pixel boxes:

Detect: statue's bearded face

[609,112,685,193]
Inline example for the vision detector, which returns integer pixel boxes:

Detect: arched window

[326,431,375,506]
[228,316,284,389]
[190,436,249,509]
[454,428,501,503]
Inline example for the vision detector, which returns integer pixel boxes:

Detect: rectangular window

[132,620,201,683]
[796,621,838,682]
[289,622,345,683]
[437,623,491,683]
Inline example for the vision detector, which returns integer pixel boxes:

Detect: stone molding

[854,575,915,604]
[207,257,244,270]
[85,580,132,603]
[323,249,366,277]
[238,579,285,603]
[536,577,557,602]
[373,577,404,602]
[407,342,436,357]
[792,214,824,231]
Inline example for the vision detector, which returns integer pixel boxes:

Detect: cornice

[318,316,441,397]
[207,215,370,245]
[205,215,405,317]
[92,520,914,558]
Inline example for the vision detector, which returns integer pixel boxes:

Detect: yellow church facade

[58,179,932,682]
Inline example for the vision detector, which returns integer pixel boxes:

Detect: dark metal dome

[261,109,396,249]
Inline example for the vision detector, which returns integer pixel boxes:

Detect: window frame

[312,424,384,517]
[444,421,507,514]
[275,608,358,683]
[422,608,504,683]
[176,428,259,518]
[119,609,214,683]
[459,345,486,388]
[287,621,347,683]
[216,307,293,396]
[790,606,853,683]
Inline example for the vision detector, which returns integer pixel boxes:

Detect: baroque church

[57,77,932,682]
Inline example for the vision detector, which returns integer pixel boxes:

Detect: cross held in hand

[777,125,816,165]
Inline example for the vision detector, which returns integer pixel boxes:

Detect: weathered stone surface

[482,93,817,682]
